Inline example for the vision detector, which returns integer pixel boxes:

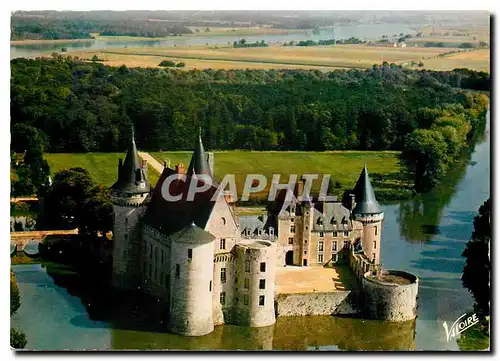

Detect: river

[11,111,489,351]
[10,23,414,59]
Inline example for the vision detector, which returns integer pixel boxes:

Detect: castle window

[290,225,296,233]
[318,241,324,252]
[332,241,337,252]
[288,237,294,245]
[375,226,378,236]
[244,278,250,289]
[318,218,323,226]
[343,240,349,248]
[372,253,376,261]
[344,231,349,237]
[373,241,377,249]
[125,234,128,241]
[188,248,193,260]
[258,229,263,236]
[220,292,226,305]
[260,262,266,272]
[318,254,324,263]
[221,268,227,283]
[220,238,226,250]
[303,259,308,266]
[245,260,251,272]
[291,218,294,223]
[175,264,180,279]
[125,217,128,226]
[161,249,164,264]
[304,250,307,255]
[304,240,308,244]
[269,227,274,237]
[319,231,324,238]
[209,281,212,292]
[221,217,226,226]
[244,295,250,305]
[259,295,265,306]
[259,279,266,289]
[332,253,338,263]
[332,231,338,237]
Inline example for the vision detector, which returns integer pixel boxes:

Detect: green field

[45,153,161,187]
[151,150,410,201]
[45,151,410,201]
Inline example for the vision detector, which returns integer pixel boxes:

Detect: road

[138,151,165,174]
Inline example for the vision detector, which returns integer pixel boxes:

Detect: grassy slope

[45,153,160,187]
[150,150,408,200]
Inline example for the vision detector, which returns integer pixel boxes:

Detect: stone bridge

[10,229,78,254]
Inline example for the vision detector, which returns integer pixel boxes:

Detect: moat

[11,112,489,351]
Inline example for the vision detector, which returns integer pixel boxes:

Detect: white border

[1,2,497,361]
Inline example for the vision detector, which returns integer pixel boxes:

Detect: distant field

[45,153,160,187]
[150,150,406,200]
[413,48,490,73]
[70,44,456,70]
[70,51,346,71]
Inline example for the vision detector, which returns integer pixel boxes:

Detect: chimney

[175,163,185,180]
[296,180,304,199]
[206,152,215,177]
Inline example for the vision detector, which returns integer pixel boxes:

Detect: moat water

[11,111,489,351]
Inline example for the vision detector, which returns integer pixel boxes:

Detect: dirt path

[138,151,164,174]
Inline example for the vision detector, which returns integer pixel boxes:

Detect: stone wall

[275,290,362,317]
[362,270,419,321]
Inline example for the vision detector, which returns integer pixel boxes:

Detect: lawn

[413,48,490,73]
[150,150,409,201]
[45,153,161,187]
[45,150,409,202]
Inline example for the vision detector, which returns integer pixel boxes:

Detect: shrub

[175,62,186,68]
[11,328,27,349]
[159,60,176,67]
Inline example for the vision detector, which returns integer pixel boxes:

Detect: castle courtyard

[275,264,360,294]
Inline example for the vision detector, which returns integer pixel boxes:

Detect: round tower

[352,165,384,266]
[168,223,215,336]
[110,129,151,290]
[234,240,276,327]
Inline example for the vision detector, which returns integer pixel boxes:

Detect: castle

[110,131,416,337]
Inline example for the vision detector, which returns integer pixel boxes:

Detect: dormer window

[258,229,263,236]
[290,206,296,214]
[317,218,323,226]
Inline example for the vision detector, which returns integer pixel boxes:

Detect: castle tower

[110,129,151,290]
[187,128,212,178]
[352,165,384,266]
[168,223,215,336]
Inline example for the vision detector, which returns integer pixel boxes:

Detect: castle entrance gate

[285,250,294,266]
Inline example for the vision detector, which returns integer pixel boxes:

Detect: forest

[10,17,193,40]
[10,56,489,192]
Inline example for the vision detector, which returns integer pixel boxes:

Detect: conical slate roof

[187,129,211,177]
[353,165,381,215]
[111,128,150,194]
[170,222,215,245]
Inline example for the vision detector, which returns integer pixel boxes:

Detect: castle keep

[110,131,418,336]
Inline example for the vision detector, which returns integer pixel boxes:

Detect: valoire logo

[443,313,479,342]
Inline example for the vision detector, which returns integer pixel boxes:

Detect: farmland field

[45,153,161,187]
[413,48,490,73]
[68,44,457,70]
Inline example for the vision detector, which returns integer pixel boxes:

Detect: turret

[352,165,384,266]
[110,128,151,290]
[187,128,213,178]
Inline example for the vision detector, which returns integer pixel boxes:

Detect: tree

[39,168,113,237]
[10,270,20,316]
[11,328,27,349]
[462,198,491,318]
[400,129,448,192]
